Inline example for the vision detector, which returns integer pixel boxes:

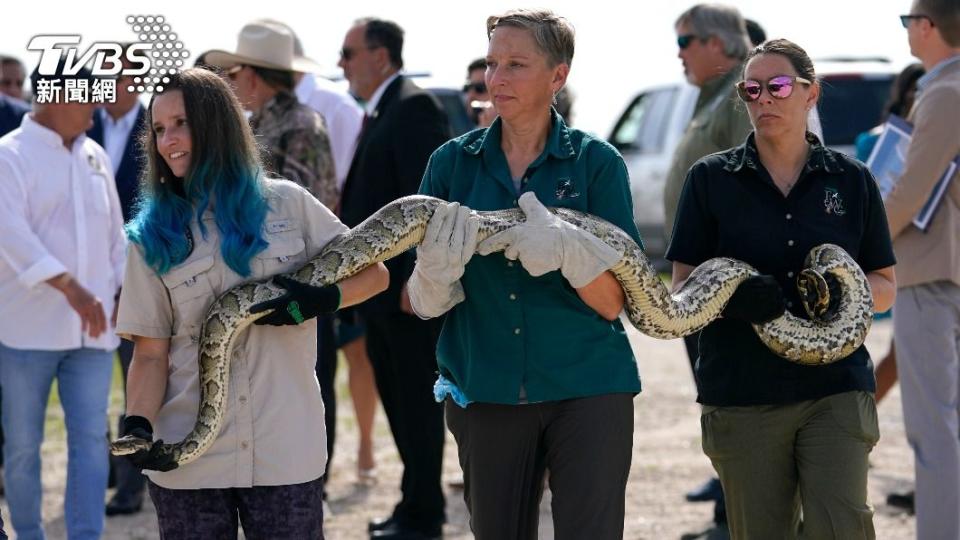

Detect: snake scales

[111,195,873,465]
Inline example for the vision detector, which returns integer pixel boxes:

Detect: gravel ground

[0,318,915,539]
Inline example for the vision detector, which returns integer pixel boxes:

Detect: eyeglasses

[900,14,933,28]
[677,34,699,50]
[462,82,487,93]
[340,45,378,61]
[225,64,245,81]
[736,75,812,102]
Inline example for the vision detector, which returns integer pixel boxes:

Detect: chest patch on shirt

[86,151,106,175]
[823,188,846,216]
[555,178,579,200]
[266,219,296,233]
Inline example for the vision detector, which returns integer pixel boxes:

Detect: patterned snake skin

[110,195,873,465]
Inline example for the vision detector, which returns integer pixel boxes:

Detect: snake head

[109,434,154,456]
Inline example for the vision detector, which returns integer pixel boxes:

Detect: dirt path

[1,319,914,539]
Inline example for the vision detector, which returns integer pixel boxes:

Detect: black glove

[251,275,341,326]
[121,415,179,472]
[722,275,786,324]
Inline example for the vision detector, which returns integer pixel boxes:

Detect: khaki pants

[895,282,960,540]
[701,391,879,540]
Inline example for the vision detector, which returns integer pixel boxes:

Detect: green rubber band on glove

[333,285,342,311]
[286,300,305,324]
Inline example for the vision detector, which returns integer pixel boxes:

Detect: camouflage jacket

[252,90,338,210]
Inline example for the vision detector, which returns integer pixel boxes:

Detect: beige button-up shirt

[884,57,960,288]
[116,179,348,489]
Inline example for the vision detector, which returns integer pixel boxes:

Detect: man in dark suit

[0,93,28,138]
[337,18,451,540]
[87,74,146,223]
[86,61,147,515]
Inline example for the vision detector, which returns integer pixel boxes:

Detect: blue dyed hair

[127,68,268,276]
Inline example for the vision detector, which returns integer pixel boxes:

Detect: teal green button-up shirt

[419,110,643,404]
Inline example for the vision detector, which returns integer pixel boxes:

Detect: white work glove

[477,192,621,288]
[407,202,480,318]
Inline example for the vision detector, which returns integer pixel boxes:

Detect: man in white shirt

[0,62,126,540]
[86,49,148,517]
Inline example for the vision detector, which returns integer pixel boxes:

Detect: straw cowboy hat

[205,20,321,73]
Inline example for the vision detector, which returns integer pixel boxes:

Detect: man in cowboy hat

[206,20,338,210]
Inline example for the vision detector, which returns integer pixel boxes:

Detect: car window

[818,76,893,147]
[610,88,678,155]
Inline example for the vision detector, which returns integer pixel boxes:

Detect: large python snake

[111,195,873,466]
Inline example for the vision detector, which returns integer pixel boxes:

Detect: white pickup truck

[609,59,898,269]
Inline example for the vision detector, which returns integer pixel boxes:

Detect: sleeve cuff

[19,255,68,289]
[115,322,172,341]
[407,266,465,319]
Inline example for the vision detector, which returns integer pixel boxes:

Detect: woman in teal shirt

[407,9,642,539]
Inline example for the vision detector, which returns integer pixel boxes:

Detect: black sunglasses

[224,64,245,80]
[900,14,933,28]
[462,82,487,93]
[340,44,383,61]
[677,34,700,50]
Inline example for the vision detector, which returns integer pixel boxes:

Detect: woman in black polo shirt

[667,39,896,538]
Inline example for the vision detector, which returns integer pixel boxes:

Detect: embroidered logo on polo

[555,178,579,200]
[823,188,846,216]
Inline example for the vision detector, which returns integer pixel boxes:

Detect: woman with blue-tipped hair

[114,67,388,537]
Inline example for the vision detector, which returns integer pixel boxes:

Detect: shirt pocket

[256,236,308,276]
[161,255,217,335]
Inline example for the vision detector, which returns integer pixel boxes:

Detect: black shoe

[370,522,441,540]
[886,491,915,514]
[105,496,143,516]
[686,477,723,503]
[369,516,397,533]
[713,493,727,525]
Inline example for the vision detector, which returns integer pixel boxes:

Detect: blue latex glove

[433,374,472,408]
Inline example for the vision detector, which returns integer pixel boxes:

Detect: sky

[4,0,916,136]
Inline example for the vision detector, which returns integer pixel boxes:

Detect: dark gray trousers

[148,477,324,539]
[445,393,634,540]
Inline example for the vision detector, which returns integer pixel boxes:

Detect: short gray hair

[486,9,575,67]
[676,4,751,60]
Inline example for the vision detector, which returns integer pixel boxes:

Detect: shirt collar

[722,132,844,175]
[21,113,85,151]
[463,107,576,161]
[917,54,960,93]
[99,103,140,130]
[364,72,401,116]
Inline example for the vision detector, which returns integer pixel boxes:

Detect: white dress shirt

[295,73,364,189]
[99,105,140,175]
[0,115,126,351]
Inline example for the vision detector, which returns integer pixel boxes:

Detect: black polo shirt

[666,133,896,406]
